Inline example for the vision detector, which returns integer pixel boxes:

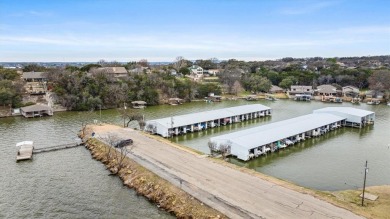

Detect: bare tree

[219,143,231,160]
[99,133,134,174]
[232,80,243,96]
[174,56,186,70]
[79,110,97,137]
[207,141,217,157]
[118,108,144,128]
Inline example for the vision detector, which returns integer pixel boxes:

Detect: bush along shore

[84,138,226,219]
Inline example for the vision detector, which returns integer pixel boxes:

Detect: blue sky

[0,0,389,62]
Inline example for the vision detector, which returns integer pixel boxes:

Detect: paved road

[94,127,364,219]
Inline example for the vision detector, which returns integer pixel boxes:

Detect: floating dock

[16,141,34,161]
[145,104,271,137]
[16,141,83,162]
[210,107,375,161]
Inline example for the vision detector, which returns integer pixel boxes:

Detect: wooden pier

[33,143,83,153]
[16,141,83,162]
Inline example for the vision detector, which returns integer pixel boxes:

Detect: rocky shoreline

[84,138,226,219]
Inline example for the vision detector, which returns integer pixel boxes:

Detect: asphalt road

[93,126,364,219]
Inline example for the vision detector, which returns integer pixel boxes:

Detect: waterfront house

[20,104,53,118]
[316,84,339,96]
[204,69,220,76]
[269,85,284,94]
[342,86,360,97]
[289,85,313,96]
[365,90,384,100]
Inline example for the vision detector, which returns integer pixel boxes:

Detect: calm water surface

[1,100,389,217]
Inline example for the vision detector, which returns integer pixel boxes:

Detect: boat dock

[144,104,271,137]
[16,141,83,162]
[210,107,375,161]
[33,143,83,153]
[16,141,34,162]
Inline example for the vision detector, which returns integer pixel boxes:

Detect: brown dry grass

[328,186,390,219]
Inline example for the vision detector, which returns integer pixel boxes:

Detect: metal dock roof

[210,113,345,150]
[313,107,374,117]
[148,104,270,128]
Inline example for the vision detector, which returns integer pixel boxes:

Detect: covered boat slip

[210,107,375,161]
[313,107,375,128]
[145,104,271,137]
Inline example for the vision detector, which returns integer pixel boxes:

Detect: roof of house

[96,67,128,74]
[342,85,359,90]
[22,72,47,79]
[291,85,312,89]
[270,85,283,92]
[210,113,345,150]
[189,65,203,70]
[317,84,338,93]
[147,104,270,128]
[21,104,51,112]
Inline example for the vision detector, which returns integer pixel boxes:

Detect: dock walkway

[33,143,82,153]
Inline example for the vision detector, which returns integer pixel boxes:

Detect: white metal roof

[313,107,374,117]
[148,104,270,128]
[210,113,345,150]
[16,141,34,147]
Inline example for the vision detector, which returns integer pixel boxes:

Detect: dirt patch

[84,137,226,219]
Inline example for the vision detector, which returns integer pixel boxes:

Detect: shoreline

[82,133,226,219]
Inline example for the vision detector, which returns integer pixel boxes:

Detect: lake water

[1,100,389,217]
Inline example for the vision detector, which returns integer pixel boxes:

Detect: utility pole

[361,160,369,206]
[123,102,127,128]
[170,117,174,142]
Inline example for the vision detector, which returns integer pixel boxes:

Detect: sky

[0,0,389,62]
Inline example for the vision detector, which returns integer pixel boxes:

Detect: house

[365,90,384,100]
[23,72,48,94]
[342,86,360,97]
[22,72,47,82]
[170,69,177,76]
[189,65,203,77]
[316,84,339,96]
[269,85,284,94]
[289,86,313,96]
[204,69,220,76]
[94,67,128,78]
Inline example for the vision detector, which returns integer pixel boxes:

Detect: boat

[245,95,258,101]
[168,98,184,105]
[265,95,277,101]
[131,101,147,109]
[367,99,380,105]
[351,97,360,104]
